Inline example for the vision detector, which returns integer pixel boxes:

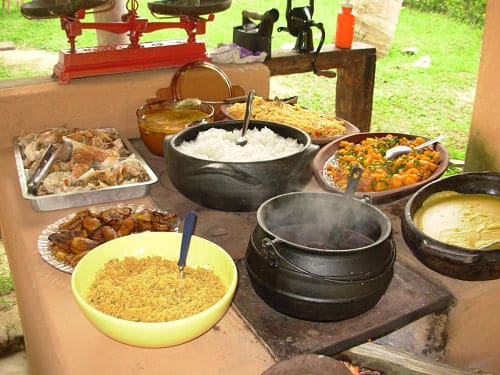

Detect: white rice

[176,127,305,162]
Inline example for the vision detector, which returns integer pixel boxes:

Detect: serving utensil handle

[178,210,197,269]
[415,135,448,150]
[241,90,255,138]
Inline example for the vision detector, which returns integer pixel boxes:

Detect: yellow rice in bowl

[87,256,226,323]
[71,231,238,348]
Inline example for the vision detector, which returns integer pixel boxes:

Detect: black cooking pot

[246,192,395,321]
[163,120,319,211]
[402,171,500,281]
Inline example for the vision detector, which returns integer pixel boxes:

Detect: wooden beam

[335,342,491,375]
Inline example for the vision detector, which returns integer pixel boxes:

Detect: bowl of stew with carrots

[313,132,450,204]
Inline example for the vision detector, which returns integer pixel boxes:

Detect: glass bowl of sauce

[137,99,214,156]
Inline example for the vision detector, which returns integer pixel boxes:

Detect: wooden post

[335,49,376,132]
[93,0,129,46]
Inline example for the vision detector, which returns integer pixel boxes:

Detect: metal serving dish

[14,132,158,211]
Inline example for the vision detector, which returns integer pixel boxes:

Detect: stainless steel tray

[14,130,158,211]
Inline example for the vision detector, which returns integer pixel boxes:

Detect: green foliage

[404,0,486,26]
[0,296,16,309]
[0,275,14,296]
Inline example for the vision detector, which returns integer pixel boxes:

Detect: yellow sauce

[413,191,500,250]
[140,108,209,133]
[138,108,210,156]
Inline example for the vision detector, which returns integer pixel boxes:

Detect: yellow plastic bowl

[71,231,238,348]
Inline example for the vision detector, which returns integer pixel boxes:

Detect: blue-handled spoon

[178,210,197,278]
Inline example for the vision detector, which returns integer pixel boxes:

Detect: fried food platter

[14,127,158,211]
[38,204,180,274]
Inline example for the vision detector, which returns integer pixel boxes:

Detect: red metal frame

[54,7,214,84]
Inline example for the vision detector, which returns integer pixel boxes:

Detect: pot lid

[170,61,233,102]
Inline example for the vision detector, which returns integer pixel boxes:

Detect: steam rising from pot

[259,192,382,250]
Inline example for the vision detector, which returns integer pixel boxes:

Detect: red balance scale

[20,0,231,84]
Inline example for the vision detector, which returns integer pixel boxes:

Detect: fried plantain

[48,207,178,268]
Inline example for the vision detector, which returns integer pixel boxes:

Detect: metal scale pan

[147,0,231,16]
[21,0,112,18]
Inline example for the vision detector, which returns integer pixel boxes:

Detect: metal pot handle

[184,163,262,185]
[289,143,319,176]
[162,134,175,156]
[260,236,396,284]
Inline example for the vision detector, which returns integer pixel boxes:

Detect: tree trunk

[353,0,403,57]
[93,0,129,46]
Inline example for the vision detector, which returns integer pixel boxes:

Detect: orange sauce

[138,108,209,156]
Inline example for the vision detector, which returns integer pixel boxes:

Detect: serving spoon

[385,135,448,160]
[169,94,298,109]
[236,90,255,147]
[478,240,500,250]
[178,210,197,278]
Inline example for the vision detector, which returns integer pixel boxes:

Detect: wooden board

[336,342,493,375]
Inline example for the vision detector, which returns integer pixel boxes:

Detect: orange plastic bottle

[335,0,355,49]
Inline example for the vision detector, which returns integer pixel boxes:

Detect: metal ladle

[177,210,197,278]
[236,90,255,147]
[328,165,364,249]
[385,135,448,160]
[478,240,500,250]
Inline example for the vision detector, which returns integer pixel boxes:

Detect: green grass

[0,274,13,295]
[0,274,15,309]
[0,1,484,161]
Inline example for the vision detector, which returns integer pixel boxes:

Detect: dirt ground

[0,44,58,76]
[0,238,29,375]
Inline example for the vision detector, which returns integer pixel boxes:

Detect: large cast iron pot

[402,171,500,281]
[163,120,319,211]
[246,192,395,321]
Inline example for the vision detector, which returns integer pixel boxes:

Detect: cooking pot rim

[404,171,500,255]
[249,232,397,282]
[167,119,314,163]
[136,99,215,120]
[256,191,393,253]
